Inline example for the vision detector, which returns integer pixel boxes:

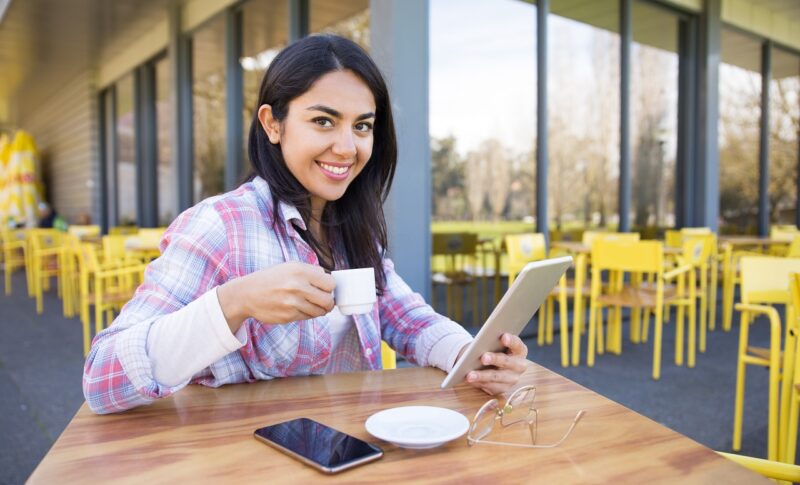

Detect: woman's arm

[377,257,472,369]
[83,203,234,414]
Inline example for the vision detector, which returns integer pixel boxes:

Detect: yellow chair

[782,273,800,465]
[76,243,146,354]
[381,341,396,370]
[717,452,800,482]
[722,240,773,332]
[431,232,479,326]
[732,256,800,461]
[505,233,571,367]
[586,239,693,380]
[664,235,716,359]
[2,229,28,295]
[28,229,65,314]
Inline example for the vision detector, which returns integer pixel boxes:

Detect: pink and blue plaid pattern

[83,177,466,414]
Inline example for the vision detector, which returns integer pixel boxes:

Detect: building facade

[0,0,798,297]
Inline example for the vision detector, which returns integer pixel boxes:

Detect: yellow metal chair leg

[587,283,599,367]
[652,300,664,380]
[732,312,750,452]
[559,276,569,368]
[688,271,697,368]
[709,257,718,334]
[571,254,587,367]
[546,298,554,345]
[537,302,546,346]
[675,275,685,366]
[597,306,605,356]
[779,326,796,463]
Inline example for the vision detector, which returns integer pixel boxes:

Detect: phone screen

[254,418,383,473]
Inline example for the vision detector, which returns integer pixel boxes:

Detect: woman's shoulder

[180,177,276,226]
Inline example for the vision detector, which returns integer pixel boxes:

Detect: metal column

[619,0,632,232]
[536,0,549,240]
[758,41,771,236]
[225,7,244,191]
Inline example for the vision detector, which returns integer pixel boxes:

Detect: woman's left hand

[463,333,529,395]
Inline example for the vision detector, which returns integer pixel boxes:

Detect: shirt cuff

[415,320,473,370]
[429,332,474,372]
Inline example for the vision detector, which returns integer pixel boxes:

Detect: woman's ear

[257,104,281,144]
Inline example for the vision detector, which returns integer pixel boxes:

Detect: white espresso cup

[331,268,377,315]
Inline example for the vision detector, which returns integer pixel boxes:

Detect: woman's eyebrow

[307,104,375,121]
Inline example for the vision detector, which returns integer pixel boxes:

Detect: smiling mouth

[317,161,352,176]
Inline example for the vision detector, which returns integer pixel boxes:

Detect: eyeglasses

[467,385,585,449]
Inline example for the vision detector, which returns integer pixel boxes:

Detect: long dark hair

[247,34,397,292]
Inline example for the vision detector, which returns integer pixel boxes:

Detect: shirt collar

[252,176,307,233]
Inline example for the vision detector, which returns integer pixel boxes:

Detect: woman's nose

[331,128,357,159]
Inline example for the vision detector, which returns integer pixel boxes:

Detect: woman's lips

[316,161,352,180]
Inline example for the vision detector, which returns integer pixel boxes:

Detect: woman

[83,34,528,414]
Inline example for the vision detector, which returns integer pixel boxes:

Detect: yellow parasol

[7,130,44,228]
[0,133,9,226]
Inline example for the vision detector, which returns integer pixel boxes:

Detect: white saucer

[365,406,469,449]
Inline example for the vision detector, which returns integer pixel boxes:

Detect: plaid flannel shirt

[83,177,468,414]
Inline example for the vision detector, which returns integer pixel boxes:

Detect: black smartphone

[254,418,383,474]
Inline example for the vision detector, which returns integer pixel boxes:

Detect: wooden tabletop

[29,364,764,484]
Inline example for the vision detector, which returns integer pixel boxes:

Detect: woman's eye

[355,122,373,133]
[313,117,333,127]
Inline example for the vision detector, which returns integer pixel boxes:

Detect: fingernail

[483,354,492,364]
[468,372,477,382]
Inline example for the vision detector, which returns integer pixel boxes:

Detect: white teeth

[319,162,349,175]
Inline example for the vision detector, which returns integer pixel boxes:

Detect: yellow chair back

[432,232,478,255]
[591,239,663,274]
[102,235,131,263]
[505,233,547,274]
[739,256,800,305]
[665,229,682,248]
[681,234,715,267]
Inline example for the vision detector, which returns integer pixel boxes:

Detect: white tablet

[441,256,573,389]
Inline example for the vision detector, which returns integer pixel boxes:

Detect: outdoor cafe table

[28,364,763,484]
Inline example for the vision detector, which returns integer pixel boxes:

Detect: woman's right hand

[217,262,336,333]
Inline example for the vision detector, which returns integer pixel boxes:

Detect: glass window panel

[769,47,799,225]
[192,15,227,202]
[630,1,679,234]
[242,0,290,179]
[719,29,761,234]
[310,0,370,50]
[115,74,137,226]
[155,56,176,226]
[549,0,620,234]
[430,0,537,225]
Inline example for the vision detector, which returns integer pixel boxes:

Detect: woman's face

[258,69,376,214]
